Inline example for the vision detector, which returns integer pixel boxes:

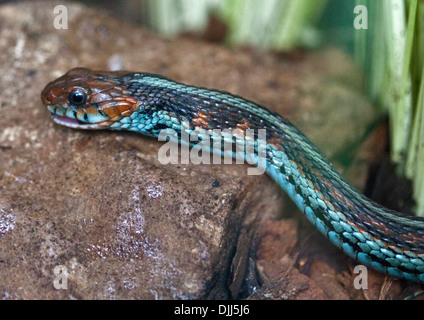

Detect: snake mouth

[47,105,111,129]
[51,114,93,129]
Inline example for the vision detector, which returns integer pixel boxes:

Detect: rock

[0,1,381,299]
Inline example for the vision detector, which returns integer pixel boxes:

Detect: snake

[41,67,424,284]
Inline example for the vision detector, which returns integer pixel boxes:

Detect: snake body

[41,67,424,283]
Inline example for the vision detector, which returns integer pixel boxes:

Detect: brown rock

[251,220,328,300]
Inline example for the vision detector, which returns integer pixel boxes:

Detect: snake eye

[68,88,87,106]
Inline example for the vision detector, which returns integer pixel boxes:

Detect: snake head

[41,67,140,129]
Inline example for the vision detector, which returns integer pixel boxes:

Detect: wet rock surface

[0,1,403,300]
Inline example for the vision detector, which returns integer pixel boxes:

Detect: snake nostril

[41,94,50,105]
[41,90,57,105]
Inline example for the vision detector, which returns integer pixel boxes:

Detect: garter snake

[41,67,424,283]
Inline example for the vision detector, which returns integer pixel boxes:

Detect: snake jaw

[46,103,112,129]
[46,102,139,130]
[51,114,90,129]
[46,100,140,130]
[50,114,110,129]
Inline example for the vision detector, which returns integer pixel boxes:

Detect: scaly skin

[41,67,424,283]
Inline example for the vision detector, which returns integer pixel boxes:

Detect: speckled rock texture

[0,1,403,300]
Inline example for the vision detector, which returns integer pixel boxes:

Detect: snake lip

[51,114,107,130]
[51,114,89,128]
[47,104,112,129]
[50,113,111,130]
